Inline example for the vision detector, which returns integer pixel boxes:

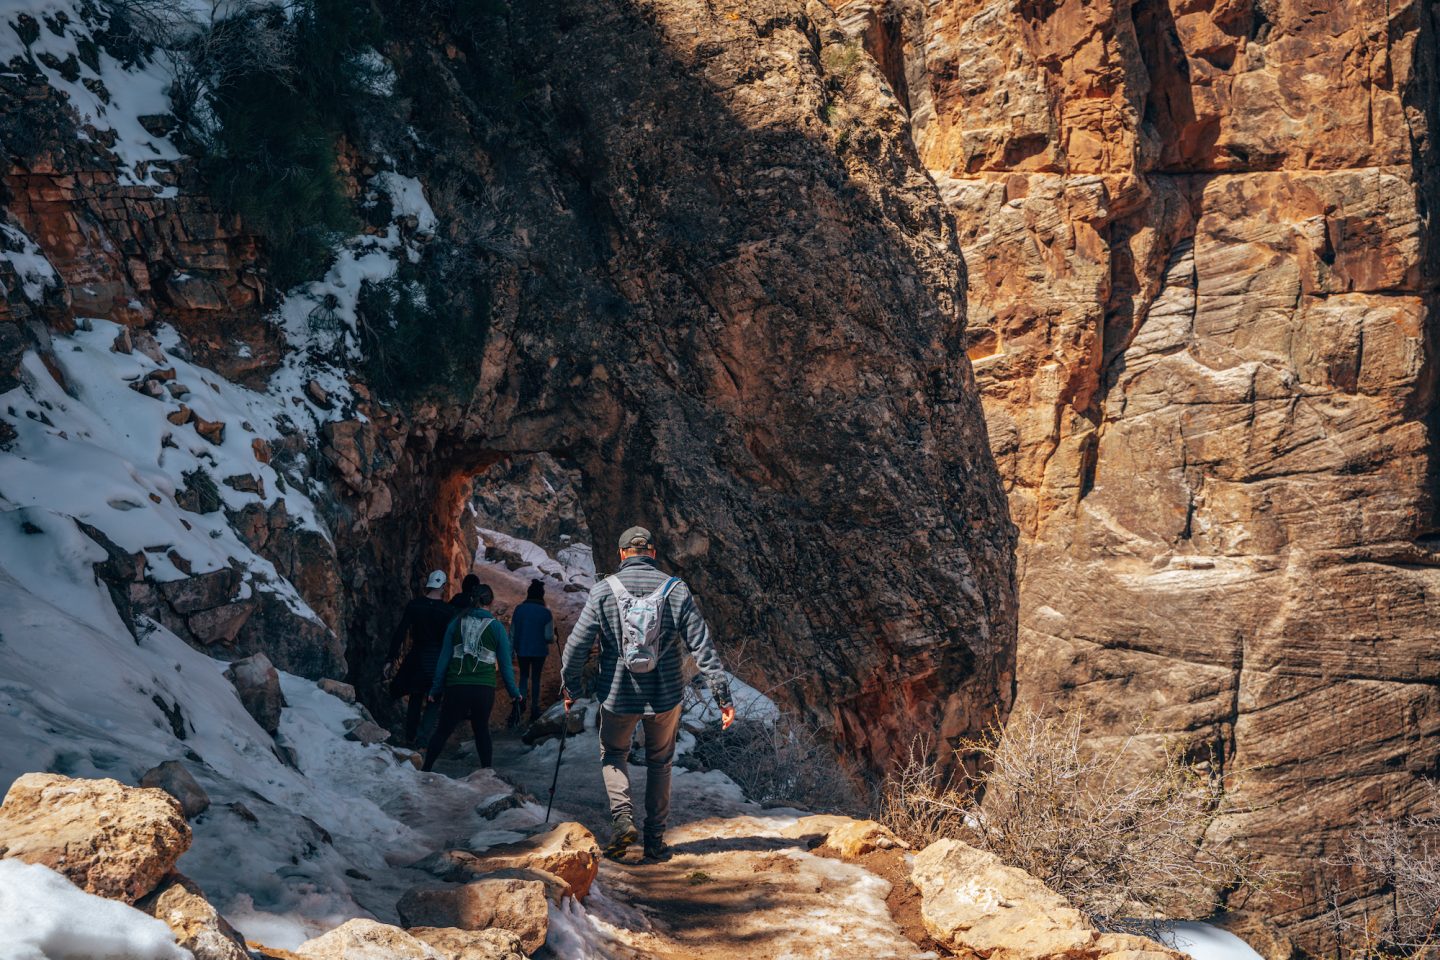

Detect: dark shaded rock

[139,761,210,819]
[223,652,285,734]
[318,678,356,703]
[343,719,391,745]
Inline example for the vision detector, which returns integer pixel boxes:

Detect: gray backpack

[606,575,680,674]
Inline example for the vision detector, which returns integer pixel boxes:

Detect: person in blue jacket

[421,583,523,772]
[510,578,555,723]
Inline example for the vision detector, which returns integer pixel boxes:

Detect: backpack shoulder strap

[606,575,633,603]
[648,576,681,602]
[460,614,495,638]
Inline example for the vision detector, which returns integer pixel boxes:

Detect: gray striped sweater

[561,556,732,715]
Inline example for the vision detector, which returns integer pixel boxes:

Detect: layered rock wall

[839,0,1440,942]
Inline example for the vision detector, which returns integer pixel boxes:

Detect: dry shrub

[879,708,1263,933]
[679,644,861,815]
[1322,786,1440,956]
[876,737,972,848]
[687,712,861,814]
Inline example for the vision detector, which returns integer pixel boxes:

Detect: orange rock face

[838,0,1439,945]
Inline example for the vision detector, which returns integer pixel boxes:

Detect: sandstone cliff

[835,0,1440,945]
[0,0,1015,776]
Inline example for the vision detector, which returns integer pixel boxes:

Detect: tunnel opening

[463,454,597,724]
[408,451,599,736]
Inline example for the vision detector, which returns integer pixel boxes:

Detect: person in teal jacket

[422,583,523,771]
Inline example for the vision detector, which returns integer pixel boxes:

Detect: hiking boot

[642,836,671,862]
[604,817,638,860]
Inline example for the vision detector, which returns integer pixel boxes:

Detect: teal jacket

[430,607,521,699]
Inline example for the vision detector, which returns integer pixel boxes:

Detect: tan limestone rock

[295,919,440,959]
[0,773,191,903]
[396,880,548,954]
[138,874,249,960]
[781,815,908,857]
[453,822,599,900]
[408,927,526,960]
[911,839,1186,960]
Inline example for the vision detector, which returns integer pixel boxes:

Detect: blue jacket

[510,600,555,658]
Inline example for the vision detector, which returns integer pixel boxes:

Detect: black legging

[422,685,496,771]
[518,656,546,715]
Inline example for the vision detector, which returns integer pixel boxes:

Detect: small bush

[687,711,862,814]
[820,39,864,83]
[879,709,1263,934]
[1322,786,1440,956]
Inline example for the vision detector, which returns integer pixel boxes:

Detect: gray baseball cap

[618,526,653,551]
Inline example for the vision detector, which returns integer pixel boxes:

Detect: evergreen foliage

[191,0,383,289]
[355,257,490,402]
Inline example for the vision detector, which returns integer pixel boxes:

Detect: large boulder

[911,839,1185,960]
[138,874,249,960]
[296,919,440,959]
[416,823,599,900]
[396,879,548,954]
[140,761,211,819]
[224,652,285,734]
[409,927,526,960]
[0,773,191,903]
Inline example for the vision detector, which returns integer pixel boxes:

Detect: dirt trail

[448,726,930,959]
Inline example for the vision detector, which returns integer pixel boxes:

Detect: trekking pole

[544,698,569,824]
[544,634,569,824]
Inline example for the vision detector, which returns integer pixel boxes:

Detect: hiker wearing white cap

[561,525,734,862]
[385,568,457,745]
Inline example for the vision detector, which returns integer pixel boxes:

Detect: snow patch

[0,860,189,960]
[1,318,328,619]
[0,222,59,302]
[477,527,596,591]
[0,0,183,192]
[1164,922,1265,960]
[267,168,439,426]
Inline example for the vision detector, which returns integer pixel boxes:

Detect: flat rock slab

[396,879,548,954]
[410,927,526,960]
[296,919,439,959]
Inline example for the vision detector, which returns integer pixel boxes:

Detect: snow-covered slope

[0,495,508,944]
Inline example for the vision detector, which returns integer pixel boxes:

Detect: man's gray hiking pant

[598,703,681,839]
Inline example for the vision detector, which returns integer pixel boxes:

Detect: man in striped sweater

[561,525,735,861]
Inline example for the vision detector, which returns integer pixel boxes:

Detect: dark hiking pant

[422,685,496,771]
[599,703,681,840]
[404,692,441,746]
[518,656,546,718]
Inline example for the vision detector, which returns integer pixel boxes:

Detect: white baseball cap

[425,569,447,589]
